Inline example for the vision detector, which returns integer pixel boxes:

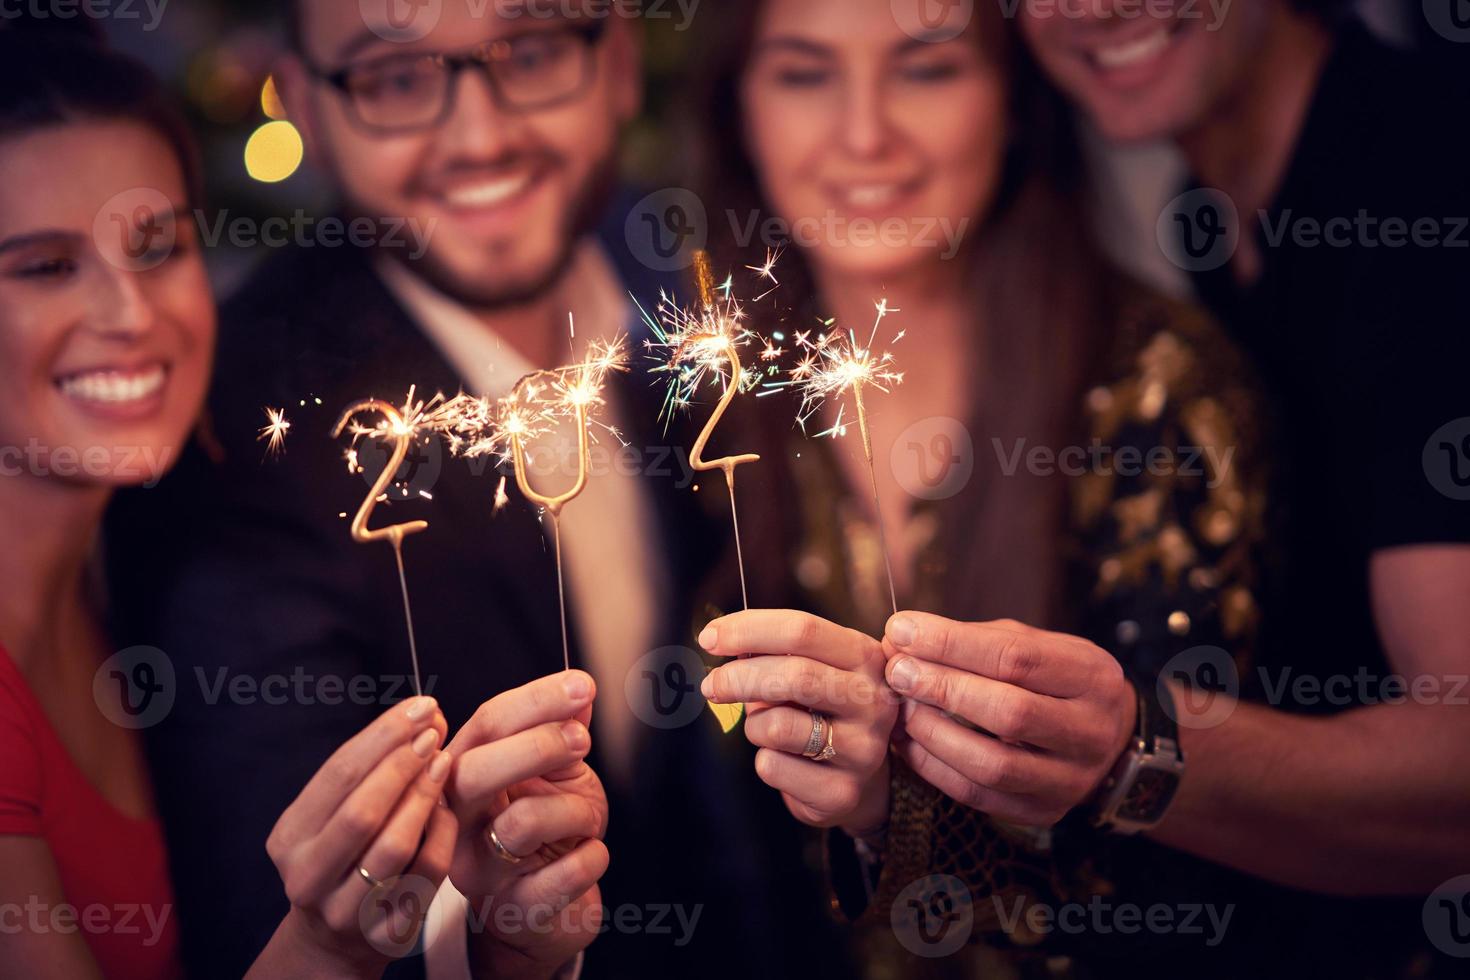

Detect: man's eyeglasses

[306,22,608,136]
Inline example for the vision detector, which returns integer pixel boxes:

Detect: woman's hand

[444,671,610,979]
[253,696,458,977]
[700,610,900,840]
[883,612,1136,828]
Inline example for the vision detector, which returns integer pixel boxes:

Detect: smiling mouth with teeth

[441,172,539,210]
[1090,22,1183,71]
[831,180,923,211]
[56,365,169,405]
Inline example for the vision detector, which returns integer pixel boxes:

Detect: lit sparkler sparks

[258,406,292,458]
[331,387,464,697]
[767,299,905,614]
[640,251,772,611]
[441,332,631,671]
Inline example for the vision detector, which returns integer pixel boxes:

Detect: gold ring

[489,828,524,865]
[801,711,828,759]
[357,866,385,890]
[813,720,837,763]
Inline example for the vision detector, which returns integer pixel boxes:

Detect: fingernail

[888,657,918,694]
[698,625,717,651]
[563,672,591,701]
[412,728,438,758]
[428,751,451,783]
[562,720,590,752]
[406,696,437,721]
[700,673,716,701]
[887,615,916,648]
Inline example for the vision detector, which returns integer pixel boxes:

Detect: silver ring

[801,711,828,759]
[357,866,385,890]
[814,720,838,763]
[489,828,524,865]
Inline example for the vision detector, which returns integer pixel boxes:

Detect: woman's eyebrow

[751,36,834,58]
[0,229,84,256]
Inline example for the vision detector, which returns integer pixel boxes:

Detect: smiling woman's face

[739,0,1007,282]
[0,121,214,489]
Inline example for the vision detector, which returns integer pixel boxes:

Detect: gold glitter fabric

[816,281,1268,976]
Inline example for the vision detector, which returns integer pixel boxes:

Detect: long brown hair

[683,1,1110,629]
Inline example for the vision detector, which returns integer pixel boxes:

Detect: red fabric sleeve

[0,659,44,836]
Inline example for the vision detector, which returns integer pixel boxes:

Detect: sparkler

[446,332,630,671]
[331,387,462,697]
[644,250,765,609]
[767,299,905,615]
[258,406,292,458]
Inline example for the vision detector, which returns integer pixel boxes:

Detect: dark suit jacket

[106,200,851,979]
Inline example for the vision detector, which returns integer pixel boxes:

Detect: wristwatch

[1092,678,1185,834]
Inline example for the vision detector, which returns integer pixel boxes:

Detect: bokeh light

[244,120,304,183]
[261,76,287,120]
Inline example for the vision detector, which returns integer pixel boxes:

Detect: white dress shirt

[376,244,662,979]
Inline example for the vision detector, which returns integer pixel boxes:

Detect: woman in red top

[0,23,457,979]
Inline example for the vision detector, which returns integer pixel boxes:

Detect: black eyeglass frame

[303,21,609,135]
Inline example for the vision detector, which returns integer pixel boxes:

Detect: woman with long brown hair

[0,22,459,978]
[686,0,1266,974]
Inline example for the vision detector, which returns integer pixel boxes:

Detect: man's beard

[365,148,618,313]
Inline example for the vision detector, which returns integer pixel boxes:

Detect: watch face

[1118,767,1182,823]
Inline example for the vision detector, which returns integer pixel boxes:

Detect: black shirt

[1191,23,1470,713]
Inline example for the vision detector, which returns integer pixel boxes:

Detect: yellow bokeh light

[261,75,287,120]
[244,120,304,184]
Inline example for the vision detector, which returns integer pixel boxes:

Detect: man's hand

[700,609,899,841]
[883,612,1135,828]
[444,671,609,979]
